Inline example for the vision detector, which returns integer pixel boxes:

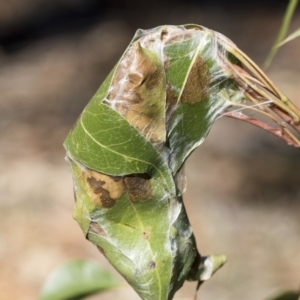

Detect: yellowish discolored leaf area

[107,41,166,144]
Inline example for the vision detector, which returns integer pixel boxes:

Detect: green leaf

[39,260,119,300]
[64,55,175,193]
[64,24,300,300]
[164,27,241,173]
[70,159,200,300]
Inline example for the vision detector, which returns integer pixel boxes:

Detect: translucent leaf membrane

[64,24,300,300]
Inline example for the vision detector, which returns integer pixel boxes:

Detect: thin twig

[224,111,300,147]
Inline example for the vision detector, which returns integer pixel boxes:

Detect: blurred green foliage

[264,0,299,68]
[39,260,119,300]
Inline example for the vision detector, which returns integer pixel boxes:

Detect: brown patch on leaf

[164,28,195,45]
[124,223,136,229]
[160,28,169,41]
[149,261,156,269]
[181,55,209,104]
[165,82,178,125]
[143,230,150,239]
[106,41,166,144]
[89,221,107,237]
[87,177,115,208]
[124,174,152,202]
[85,170,125,208]
[96,246,106,256]
[73,185,77,203]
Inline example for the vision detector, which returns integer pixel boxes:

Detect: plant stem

[263,0,299,69]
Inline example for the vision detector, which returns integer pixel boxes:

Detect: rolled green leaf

[64,25,300,300]
[69,158,200,300]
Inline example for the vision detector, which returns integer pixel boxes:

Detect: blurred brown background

[0,1,299,299]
